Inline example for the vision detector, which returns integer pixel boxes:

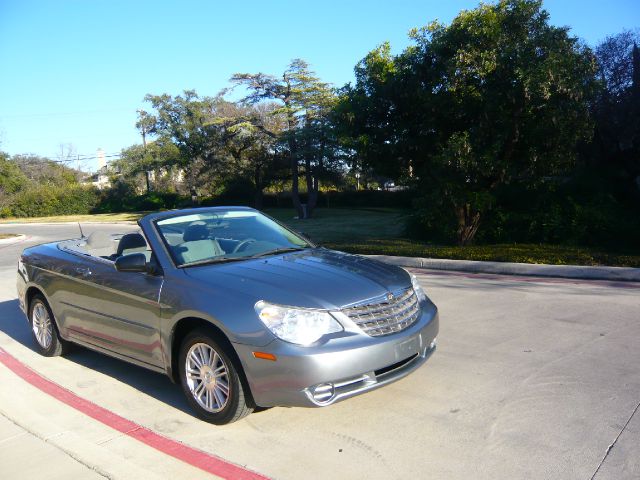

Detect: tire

[28,294,69,357]
[178,329,253,425]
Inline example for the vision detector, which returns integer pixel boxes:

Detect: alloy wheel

[32,301,53,349]
[184,342,230,413]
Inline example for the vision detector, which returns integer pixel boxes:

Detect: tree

[338,0,597,244]
[231,59,336,218]
[212,101,288,208]
[11,154,79,187]
[143,91,230,202]
[136,109,158,193]
[592,31,640,185]
[596,31,640,97]
[0,152,28,196]
[116,141,181,194]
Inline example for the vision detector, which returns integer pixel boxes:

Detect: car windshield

[155,209,311,267]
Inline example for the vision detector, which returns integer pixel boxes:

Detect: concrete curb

[366,254,640,282]
[0,234,26,245]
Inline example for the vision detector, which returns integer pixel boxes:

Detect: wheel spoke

[210,351,219,368]
[190,350,203,369]
[213,385,226,408]
[197,345,209,367]
[212,364,226,374]
[193,381,206,399]
[216,380,229,396]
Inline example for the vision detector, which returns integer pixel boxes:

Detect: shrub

[408,173,640,250]
[2,184,99,217]
[93,186,191,213]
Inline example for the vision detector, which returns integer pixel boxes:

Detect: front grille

[343,288,420,337]
[374,354,419,377]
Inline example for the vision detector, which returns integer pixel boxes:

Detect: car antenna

[78,222,86,239]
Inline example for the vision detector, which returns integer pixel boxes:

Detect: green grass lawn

[264,207,408,244]
[2,207,638,267]
[265,207,640,268]
[331,238,640,268]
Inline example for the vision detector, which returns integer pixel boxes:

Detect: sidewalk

[367,255,640,282]
[0,414,106,480]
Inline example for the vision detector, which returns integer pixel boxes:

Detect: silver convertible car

[17,207,439,424]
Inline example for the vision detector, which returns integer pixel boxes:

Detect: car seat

[176,224,224,264]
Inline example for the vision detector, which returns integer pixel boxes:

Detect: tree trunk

[304,158,315,219]
[455,203,481,246]
[142,131,151,194]
[290,151,304,218]
[254,167,263,210]
[188,163,198,206]
[254,190,264,210]
[305,137,325,218]
[286,120,304,219]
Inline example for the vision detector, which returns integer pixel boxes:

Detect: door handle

[75,267,92,277]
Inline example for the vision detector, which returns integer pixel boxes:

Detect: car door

[60,254,164,368]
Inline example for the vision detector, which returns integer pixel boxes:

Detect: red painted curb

[0,347,269,480]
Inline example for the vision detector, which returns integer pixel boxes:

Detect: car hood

[183,248,411,310]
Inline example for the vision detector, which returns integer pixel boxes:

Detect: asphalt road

[0,223,638,480]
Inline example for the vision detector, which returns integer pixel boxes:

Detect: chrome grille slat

[343,288,420,337]
[353,297,418,325]
[347,289,414,316]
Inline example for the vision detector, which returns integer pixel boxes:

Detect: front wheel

[28,294,69,357]
[178,330,253,424]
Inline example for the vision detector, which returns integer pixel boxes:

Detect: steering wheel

[233,238,257,253]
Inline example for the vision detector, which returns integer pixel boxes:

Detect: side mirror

[114,252,148,273]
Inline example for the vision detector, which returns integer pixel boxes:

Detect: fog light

[311,383,335,404]
[429,337,437,350]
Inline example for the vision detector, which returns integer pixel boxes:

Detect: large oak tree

[338,0,597,244]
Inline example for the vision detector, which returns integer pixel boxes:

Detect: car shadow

[0,298,192,415]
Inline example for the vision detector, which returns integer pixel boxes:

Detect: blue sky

[0,0,638,171]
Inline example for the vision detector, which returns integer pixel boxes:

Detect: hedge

[1,184,100,218]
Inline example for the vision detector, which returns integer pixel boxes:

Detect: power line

[48,154,121,164]
[0,108,136,119]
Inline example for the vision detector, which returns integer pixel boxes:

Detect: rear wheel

[29,294,69,357]
[179,329,253,424]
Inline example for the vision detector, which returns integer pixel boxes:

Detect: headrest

[117,233,147,255]
[183,224,209,242]
[86,231,112,248]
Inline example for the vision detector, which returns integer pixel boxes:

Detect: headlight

[410,274,427,302]
[255,301,343,346]
[18,258,29,281]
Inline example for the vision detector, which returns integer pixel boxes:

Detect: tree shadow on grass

[0,298,191,415]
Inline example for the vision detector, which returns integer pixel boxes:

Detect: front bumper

[234,301,439,408]
[16,269,27,314]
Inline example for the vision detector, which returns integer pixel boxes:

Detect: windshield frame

[151,207,316,269]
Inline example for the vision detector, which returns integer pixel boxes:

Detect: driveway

[0,222,638,479]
